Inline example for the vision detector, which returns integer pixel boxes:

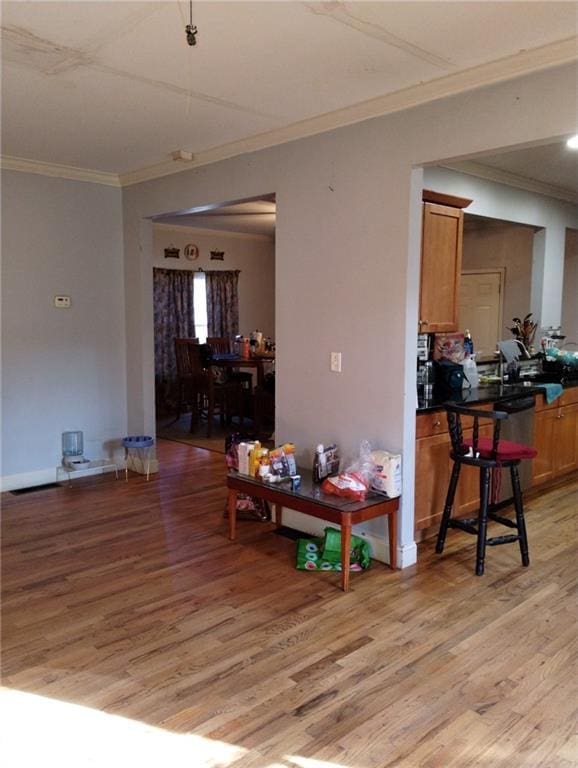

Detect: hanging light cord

[185,0,198,46]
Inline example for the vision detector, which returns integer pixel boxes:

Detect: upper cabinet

[418,190,472,334]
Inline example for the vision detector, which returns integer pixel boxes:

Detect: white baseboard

[0,457,158,492]
[279,508,415,568]
[0,467,58,492]
[397,541,418,568]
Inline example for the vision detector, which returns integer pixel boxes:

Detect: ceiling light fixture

[566,134,578,150]
[185,0,198,46]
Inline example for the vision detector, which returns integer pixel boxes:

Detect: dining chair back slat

[174,338,199,419]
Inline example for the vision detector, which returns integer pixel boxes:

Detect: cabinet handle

[419,320,429,328]
[433,420,441,427]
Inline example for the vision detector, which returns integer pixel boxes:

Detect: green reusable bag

[296,527,371,572]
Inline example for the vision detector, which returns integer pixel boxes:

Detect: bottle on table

[464,330,474,357]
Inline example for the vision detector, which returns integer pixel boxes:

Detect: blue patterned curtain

[206,270,240,339]
[153,268,196,415]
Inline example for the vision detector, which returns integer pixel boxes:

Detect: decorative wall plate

[184,243,199,260]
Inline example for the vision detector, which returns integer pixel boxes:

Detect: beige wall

[2,171,126,488]
[152,225,275,338]
[562,229,578,345]
[462,223,534,343]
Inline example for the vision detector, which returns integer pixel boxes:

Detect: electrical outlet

[54,295,71,308]
[330,352,342,373]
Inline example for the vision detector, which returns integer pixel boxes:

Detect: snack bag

[321,472,369,501]
[320,440,375,501]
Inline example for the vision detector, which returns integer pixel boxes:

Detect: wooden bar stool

[435,403,537,575]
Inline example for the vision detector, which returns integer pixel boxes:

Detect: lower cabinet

[414,409,491,532]
[532,391,578,487]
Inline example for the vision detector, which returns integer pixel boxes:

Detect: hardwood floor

[2,440,577,767]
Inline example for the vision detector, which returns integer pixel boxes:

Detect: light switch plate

[54,295,71,308]
[330,352,342,372]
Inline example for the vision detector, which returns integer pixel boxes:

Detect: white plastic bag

[321,440,375,501]
[371,450,402,498]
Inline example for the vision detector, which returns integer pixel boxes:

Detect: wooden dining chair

[174,338,199,420]
[206,336,231,354]
[188,342,244,437]
[206,336,254,392]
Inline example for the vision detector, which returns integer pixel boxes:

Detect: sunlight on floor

[0,688,355,768]
[0,688,246,768]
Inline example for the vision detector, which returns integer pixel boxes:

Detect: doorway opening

[459,269,505,362]
[460,213,542,361]
[150,194,276,453]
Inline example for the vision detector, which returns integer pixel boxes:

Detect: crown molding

[120,37,578,187]
[441,160,578,204]
[153,222,274,242]
[0,155,121,187]
[3,37,576,189]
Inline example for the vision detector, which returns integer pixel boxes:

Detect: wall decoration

[184,243,199,261]
[210,250,225,261]
[164,246,180,259]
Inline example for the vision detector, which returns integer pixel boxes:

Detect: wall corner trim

[0,156,121,187]
[397,542,418,569]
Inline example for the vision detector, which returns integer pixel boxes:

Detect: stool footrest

[486,534,521,546]
[449,519,478,536]
[488,511,518,529]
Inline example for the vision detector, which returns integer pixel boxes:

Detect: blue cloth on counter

[538,383,563,404]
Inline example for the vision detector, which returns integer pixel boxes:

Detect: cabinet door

[419,202,463,333]
[554,403,578,476]
[415,432,452,530]
[532,408,557,486]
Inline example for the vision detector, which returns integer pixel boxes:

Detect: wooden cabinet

[555,402,578,475]
[418,191,471,334]
[415,407,491,532]
[532,389,578,486]
[532,408,557,486]
[415,429,452,531]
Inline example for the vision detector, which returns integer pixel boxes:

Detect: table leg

[388,510,397,570]
[341,519,351,592]
[228,489,237,540]
[256,361,265,387]
[274,503,283,528]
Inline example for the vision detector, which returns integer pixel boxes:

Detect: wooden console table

[227,470,399,591]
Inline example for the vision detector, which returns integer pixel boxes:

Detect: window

[193,271,208,343]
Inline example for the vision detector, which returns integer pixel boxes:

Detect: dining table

[209,352,274,387]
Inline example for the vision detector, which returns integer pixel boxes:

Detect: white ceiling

[2,1,577,183]
[476,142,578,194]
[155,196,277,236]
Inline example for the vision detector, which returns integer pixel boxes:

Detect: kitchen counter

[416,381,576,413]
[414,380,578,534]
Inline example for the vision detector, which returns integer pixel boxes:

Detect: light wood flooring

[2,440,577,767]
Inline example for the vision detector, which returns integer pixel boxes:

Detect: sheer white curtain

[193,271,208,343]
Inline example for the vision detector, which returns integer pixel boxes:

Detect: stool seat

[462,437,537,462]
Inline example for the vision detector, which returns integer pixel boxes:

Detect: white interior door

[459,271,503,361]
